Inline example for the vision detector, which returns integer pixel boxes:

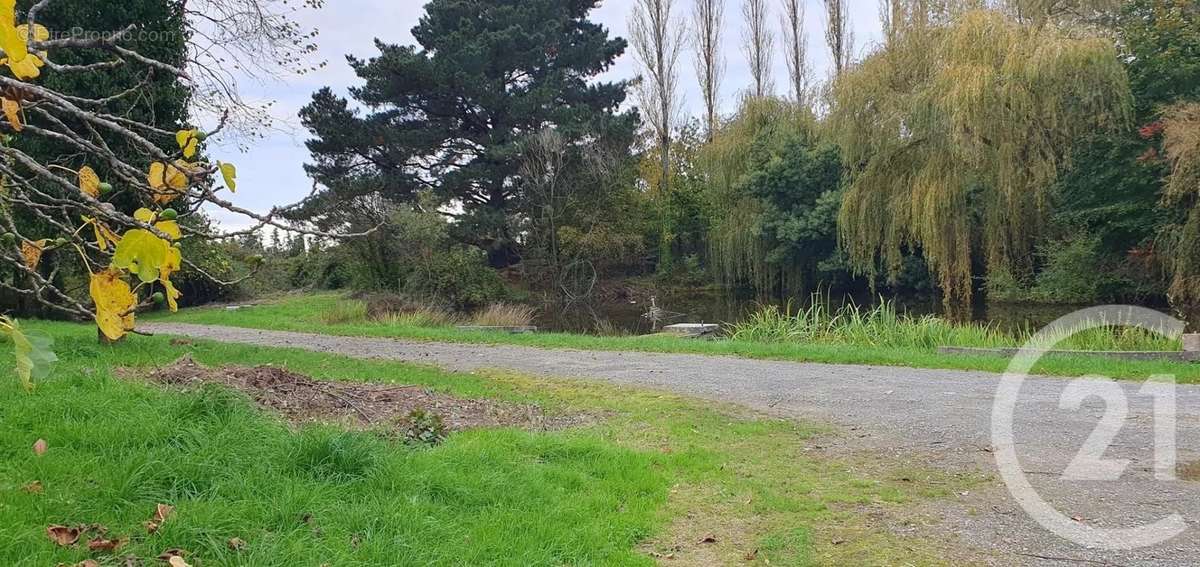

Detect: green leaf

[1,316,56,391]
[112,229,169,283]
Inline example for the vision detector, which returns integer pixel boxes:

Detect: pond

[532,289,1138,336]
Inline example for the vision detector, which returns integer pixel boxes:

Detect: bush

[985,265,1029,303]
[405,248,510,311]
[1031,234,1131,303]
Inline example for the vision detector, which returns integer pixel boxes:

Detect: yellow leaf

[133,207,181,240]
[147,161,188,205]
[84,217,120,252]
[162,244,181,275]
[0,0,28,66]
[112,229,168,283]
[162,273,181,312]
[17,23,48,43]
[176,129,199,159]
[156,220,181,241]
[1,97,19,131]
[20,238,44,270]
[218,161,237,193]
[147,162,164,187]
[0,21,48,81]
[78,166,100,198]
[4,52,42,80]
[89,268,136,342]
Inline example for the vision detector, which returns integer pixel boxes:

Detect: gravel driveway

[144,322,1200,566]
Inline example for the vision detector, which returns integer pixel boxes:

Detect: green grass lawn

[155,292,1200,382]
[0,320,980,566]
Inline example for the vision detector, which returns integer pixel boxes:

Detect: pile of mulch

[137,356,590,432]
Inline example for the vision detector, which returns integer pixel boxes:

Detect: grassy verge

[154,293,1200,382]
[0,321,981,565]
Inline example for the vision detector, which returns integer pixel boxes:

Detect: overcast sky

[204,0,883,230]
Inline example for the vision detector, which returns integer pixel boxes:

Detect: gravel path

[145,322,1200,566]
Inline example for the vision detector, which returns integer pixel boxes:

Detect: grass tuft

[319,300,368,325]
[471,303,536,327]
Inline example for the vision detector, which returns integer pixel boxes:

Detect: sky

[204,0,884,230]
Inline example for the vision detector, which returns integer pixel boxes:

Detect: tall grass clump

[366,294,457,327]
[471,303,537,327]
[319,300,368,325]
[319,294,457,328]
[731,297,1182,352]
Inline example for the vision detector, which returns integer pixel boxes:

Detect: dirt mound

[140,356,588,432]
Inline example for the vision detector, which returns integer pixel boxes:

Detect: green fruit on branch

[97,182,113,194]
[151,292,165,304]
[159,208,178,221]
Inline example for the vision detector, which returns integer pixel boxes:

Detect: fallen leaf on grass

[33,438,47,455]
[46,524,81,546]
[227,537,246,550]
[144,521,160,534]
[158,548,191,566]
[153,503,174,523]
[22,480,42,493]
[88,537,127,552]
[697,534,717,544]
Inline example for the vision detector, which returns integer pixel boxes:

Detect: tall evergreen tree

[297,0,638,268]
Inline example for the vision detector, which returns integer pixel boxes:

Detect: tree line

[273,0,1200,324]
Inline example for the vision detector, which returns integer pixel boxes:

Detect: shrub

[405,248,510,311]
[1031,233,1130,303]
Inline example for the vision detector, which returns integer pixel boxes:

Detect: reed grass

[730,299,1181,352]
[318,299,368,325]
[471,303,537,327]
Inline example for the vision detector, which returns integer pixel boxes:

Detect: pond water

[532,289,1134,336]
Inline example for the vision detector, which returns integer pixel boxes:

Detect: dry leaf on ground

[46,525,81,546]
[152,503,174,524]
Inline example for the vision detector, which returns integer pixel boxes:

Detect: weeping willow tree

[1161,103,1200,322]
[700,97,814,294]
[831,2,1131,313]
